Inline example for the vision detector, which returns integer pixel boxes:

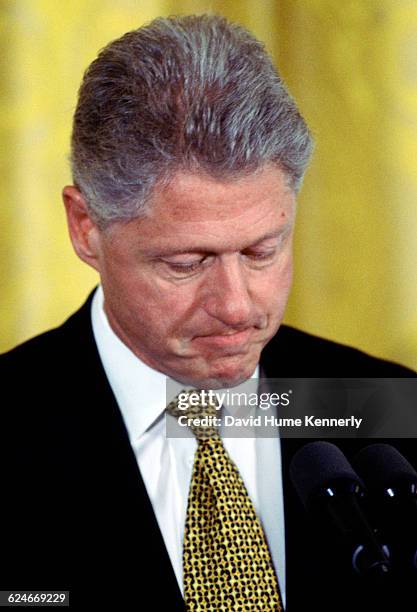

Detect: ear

[62,185,102,272]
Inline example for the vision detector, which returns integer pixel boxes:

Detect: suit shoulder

[0,326,65,372]
[0,292,95,372]
[261,325,416,377]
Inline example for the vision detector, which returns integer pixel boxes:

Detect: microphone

[290,441,390,577]
[353,444,417,571]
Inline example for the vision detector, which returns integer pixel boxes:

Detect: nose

[202,256,255,328]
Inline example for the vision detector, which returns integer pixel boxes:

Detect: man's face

[94,165,296,388]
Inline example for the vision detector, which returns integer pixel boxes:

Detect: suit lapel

[57,292,184,608]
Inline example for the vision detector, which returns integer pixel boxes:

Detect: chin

[194,359,257,390]
[166,344,262,389]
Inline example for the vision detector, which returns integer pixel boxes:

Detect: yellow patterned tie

[167,390,282,611]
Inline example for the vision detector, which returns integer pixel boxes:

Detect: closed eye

[242,229,291,266]
[242,249,277,267]
[166,260,202,272]
[161,255,213,276]
[244,250,276,260]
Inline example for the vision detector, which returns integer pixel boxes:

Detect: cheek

[277,248,293,287]
[281,257,293,290]
[257,257,293,307]
[127,278,198,335]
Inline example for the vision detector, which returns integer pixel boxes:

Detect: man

[1,15,415,611]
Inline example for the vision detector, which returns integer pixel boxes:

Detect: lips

[194,328,253,349]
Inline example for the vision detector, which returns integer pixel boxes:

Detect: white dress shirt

[91,285,286,605]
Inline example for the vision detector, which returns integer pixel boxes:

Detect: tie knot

[166,389,221,442]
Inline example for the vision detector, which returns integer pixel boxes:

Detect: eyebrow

[145,224,292,258]
[246,226,292,248]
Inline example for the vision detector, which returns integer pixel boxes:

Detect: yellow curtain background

[0,0,416,370]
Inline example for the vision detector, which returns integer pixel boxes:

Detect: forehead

[106,166,296,254]
[148,166,294,224]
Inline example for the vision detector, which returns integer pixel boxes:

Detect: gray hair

[71,14,313,228]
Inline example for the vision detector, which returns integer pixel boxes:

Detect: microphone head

[290,441,363,507]
[353,444,417,492]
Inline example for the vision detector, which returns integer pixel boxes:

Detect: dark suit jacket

[1,292,415,611]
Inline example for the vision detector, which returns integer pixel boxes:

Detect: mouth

[193,328,253,349]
